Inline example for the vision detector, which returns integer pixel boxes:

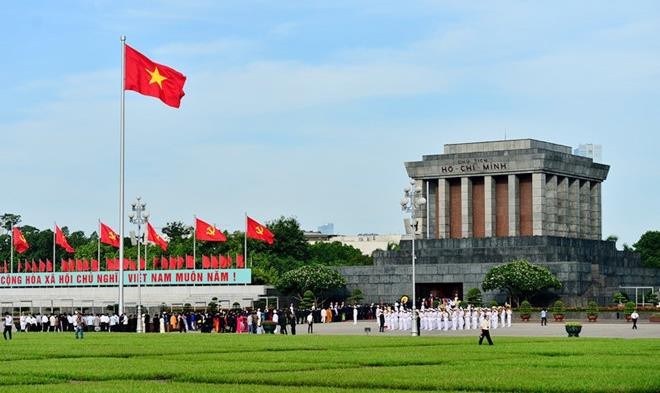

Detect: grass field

[1,332,658,392]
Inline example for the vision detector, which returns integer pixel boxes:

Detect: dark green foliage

[633,230,660,267]
[587,301,599,316]
[276,264,347,298]
[624,301,636,315]
[466,287,482,306]
[482,259,561,306]
[552,300,565,316]
[519,300,532,316]
[309,241,372,266]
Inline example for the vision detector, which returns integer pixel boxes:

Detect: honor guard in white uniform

[506,307,512,327]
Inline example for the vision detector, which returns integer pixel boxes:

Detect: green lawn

[1,332,658,392]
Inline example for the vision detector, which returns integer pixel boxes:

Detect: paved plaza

[311,320,660,339]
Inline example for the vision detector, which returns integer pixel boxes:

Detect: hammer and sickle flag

[100,222,120,248]
[55,225,75,253]
[246,216,274,245]
[12,227,29,254]
[195,218,227,242]
[147,223,168,251]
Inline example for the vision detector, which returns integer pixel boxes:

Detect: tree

[299,290,316,309]
[482,259,561,306]
[347,289,364,305]
[266,216,309,261]
[309,241,372,266]
[276,264,346,299]
[633,230,660,268]
[0,213,21,232]
[162,221,192,240]
[466,288,482,306]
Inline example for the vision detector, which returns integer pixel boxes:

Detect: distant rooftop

[443,139,572,155]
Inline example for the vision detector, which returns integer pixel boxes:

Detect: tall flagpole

[52,222,56,269]
[97,219,101,265]
[193,215,197,270]
[118,35,126,315]
[244,212,248,268]
[9,227,13,274]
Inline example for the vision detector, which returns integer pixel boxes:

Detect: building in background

[317,223,334,235]
[305,232,401,256]
[574,143,603,163]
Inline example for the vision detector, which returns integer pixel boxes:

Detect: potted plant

[624,301,635,321]
[565,322,582,337]
[552,300,566,322]
[612,292,626,310]
[262,321,277,334]
[519,300,531,322]
[586,301,599,322]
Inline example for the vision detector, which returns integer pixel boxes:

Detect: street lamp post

[129,196,149,333]
[401,179,426,337]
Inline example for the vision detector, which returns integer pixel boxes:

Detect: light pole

[129,196,149,333]
[401,179,426,337]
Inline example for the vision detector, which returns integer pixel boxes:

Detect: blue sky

[0,1,658,246]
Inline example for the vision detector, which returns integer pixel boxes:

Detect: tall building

[338,139,659,306]
[574,144,602,163]
[317,223,334,235]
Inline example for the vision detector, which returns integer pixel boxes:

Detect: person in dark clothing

[279,311,288,335]
[289,312,296,335]
[379,312,385,332]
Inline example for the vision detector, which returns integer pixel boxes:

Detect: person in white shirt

[353,306,358,325]
[506,307,512,327]
[500,308,506,328]
[19,314,27,332]
[3,313,14,340]
[273,311,280,334]
[307,312,314,334]
[479,316,493,345]
[631,310,640,330]
[320,308,327,324]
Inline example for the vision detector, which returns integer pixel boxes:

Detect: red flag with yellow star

[12,227,29,254]
[195,218,227,242]
[246,216,274,245]
[124,44,186,108]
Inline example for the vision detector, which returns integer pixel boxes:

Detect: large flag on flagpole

[100,222,120,248]
[195,218,227,242]
[124,44,187,108]
[147,223,168,251]
[246,216,275,245]
[12,227,29,254]
[55,225,75,253]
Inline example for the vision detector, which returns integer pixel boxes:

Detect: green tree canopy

[276,264,346,299]
[309,241,372,266]
[633,230,660,268]
[482,259,561,306]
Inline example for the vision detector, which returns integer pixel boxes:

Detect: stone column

[508,174,519,236]
[532,173,546,236]
[484,175,496,237]
[556,176,568,237]
[437,179,450,238]
[461,177,473,238]
[545,175,558,236]
[567,178,579,238]
[591,182,602,240]
[579,180,591,239]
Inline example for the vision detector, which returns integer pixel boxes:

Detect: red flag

[61,259,67,272]
[195,218,227,242]
[152,256,159,270]
[100,222,120,248]
[91,259,99,272]
[17,261,22,272]
[246,216,274,245]
[39,259,46,272]
[82,259,90,271]
[236,254,245,268]
[147,223,168,251]
[12,227,29,254]
[177,256,184,269]
[55,225,75,253]
[219,255,229,269]
[186,255,195,269]
[46,259,53,272]
[124,44,186,108]
[210,255,219,269]
[161,256,169,270]
[202,255,210,269]
[68,259,75,272]
[169,256,176,270]
[105,258,112,271]
[24,260,30,272]
[76,259,83,271]
[32,260,37,272]
[140,258,146,270]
